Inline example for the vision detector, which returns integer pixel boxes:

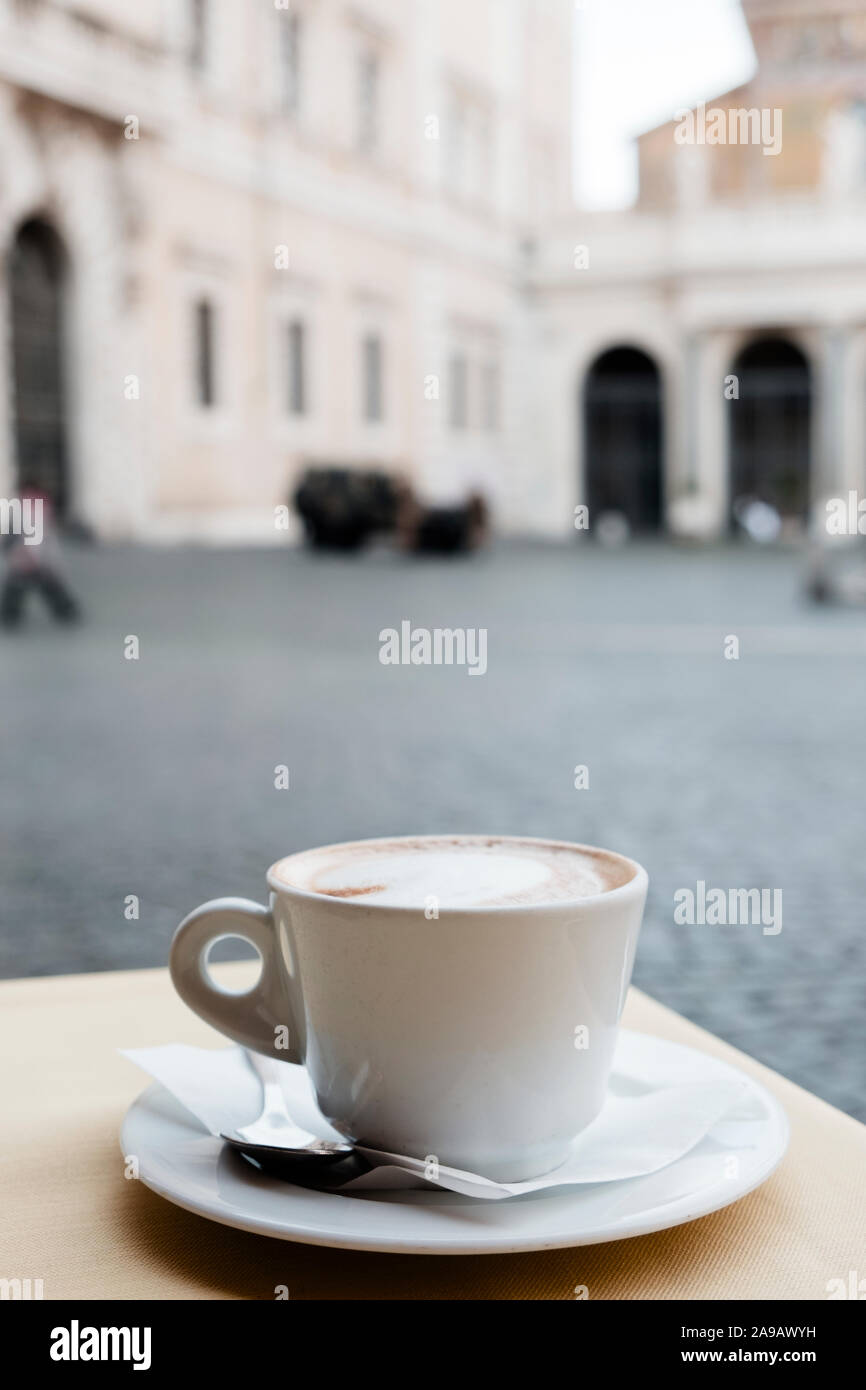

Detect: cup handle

[169,897,301,1063]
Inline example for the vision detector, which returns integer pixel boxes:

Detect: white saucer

[120,1031,788,1255]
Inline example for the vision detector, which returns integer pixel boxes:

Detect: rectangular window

[481,361,499,431]
[358,49,380,153]
[473,110,493,202]
[189,0,207,71]
[287,320,306,415]
[448,96,466,193]
[449,354,468,430]
[448,93,493,202]
[194,299,216,407]
[279,12,301,115]
[362,333,383,422]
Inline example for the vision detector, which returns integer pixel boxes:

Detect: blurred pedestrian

[1,486,80,628]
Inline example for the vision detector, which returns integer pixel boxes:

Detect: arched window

[9,218,69,513]
[729,337,811,525]
[583,346,663,534]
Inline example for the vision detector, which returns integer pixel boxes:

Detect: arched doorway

[583,346,663,535]
[9,218,69,514]
[729,337,811,526]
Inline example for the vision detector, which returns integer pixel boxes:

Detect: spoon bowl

[221,1050,354,1166]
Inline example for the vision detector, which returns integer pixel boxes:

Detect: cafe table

[1,963,863,1301]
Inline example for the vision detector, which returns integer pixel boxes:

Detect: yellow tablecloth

[1,965,863,1300]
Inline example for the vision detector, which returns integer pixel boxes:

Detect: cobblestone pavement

[1,540,864,1120]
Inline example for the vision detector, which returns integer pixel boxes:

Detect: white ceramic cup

[169,834,648,1181]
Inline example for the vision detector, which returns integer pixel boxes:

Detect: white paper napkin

[121,1035,755,1201]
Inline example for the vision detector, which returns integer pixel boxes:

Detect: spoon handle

[245,1050,292,1121]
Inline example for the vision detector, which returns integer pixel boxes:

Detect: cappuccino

[171,833,648,1177]
[272,835,634,909]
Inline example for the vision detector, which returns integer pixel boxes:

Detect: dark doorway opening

[583,346,663,535]
[9,218,69,515]
[729,337,811,525]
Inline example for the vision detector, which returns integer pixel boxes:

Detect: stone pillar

[843,328,866,502]
[815,326,847,509]
[670,328,732,539]
[824,325,866,508]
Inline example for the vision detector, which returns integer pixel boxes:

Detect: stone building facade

[530,0,866,540]
[0,0,572,540]
[3,0,864,544]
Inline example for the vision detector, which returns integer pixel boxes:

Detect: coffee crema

[271,836,634,909]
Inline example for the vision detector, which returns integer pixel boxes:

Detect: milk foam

[275,837,631,908]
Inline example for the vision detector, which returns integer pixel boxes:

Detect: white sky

[574,0,758,208]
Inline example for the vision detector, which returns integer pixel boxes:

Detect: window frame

[357,45,381,155]
[361,331,384,424]
[449,353,469,431]
[193,297,217,409]
[286,318,307,417]
[278,9,302,117]
[188,0,208,72]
